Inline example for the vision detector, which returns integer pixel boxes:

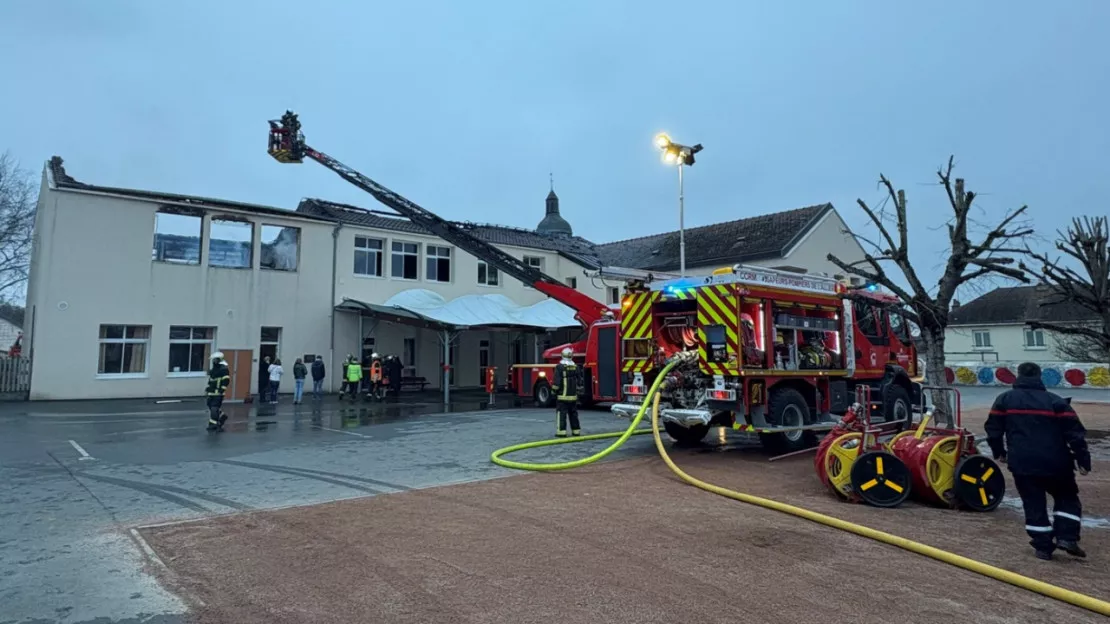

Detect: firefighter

[205,351,231,431]
[552,347,582,437]
[339,355,362,401]
[985,362,1091,560]
[368,353,384,401]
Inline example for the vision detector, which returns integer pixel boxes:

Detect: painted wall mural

[944,361,1110,389]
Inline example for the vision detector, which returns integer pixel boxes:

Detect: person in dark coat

[257,355,271,402]
[388,355,403,395]
[985,362,1091,560]
[311,356,326,399]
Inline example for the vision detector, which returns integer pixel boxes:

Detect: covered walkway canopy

[335,289,583,404]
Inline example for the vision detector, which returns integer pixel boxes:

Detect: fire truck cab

[610,264,923,453]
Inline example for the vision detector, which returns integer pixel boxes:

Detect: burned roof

[297,198,603,267]
[949,285,1101,326]
[594,204,834,271]
[47,156,332,223]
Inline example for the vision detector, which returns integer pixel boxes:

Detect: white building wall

[777,209,866,277]
[333,224,605,306]
[945,323,1065,363]
[26,186,335,400]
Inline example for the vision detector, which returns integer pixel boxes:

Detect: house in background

[594,203,867,284]
[0,307,23,356]
[945,285,1103,363]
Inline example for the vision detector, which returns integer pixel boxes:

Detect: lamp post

[654,133,703,276]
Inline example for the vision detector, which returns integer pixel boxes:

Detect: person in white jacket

[267,358,285,404]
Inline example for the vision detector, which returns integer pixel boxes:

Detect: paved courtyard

[1,386,1107,623]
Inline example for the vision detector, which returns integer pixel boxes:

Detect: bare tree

[826,156,1033,406]
[0,152,36,299]
[1021,216,1110,364]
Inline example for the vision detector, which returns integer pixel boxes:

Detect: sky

[2,0,1108,300]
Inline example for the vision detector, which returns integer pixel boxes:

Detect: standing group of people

[257,354,328,404]
[338,352,404,401]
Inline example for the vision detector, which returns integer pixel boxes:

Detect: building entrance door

[222,349,254,401]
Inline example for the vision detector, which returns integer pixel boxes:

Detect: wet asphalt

[0,391,665,624]
[0,385,1105,624]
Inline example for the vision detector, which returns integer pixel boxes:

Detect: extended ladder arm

[268,112,610,327]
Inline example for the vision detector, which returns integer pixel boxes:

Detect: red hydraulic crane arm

[267,111,609,328]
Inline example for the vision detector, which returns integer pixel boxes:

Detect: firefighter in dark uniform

[552,347,582,437]
[985,362,1091,560]
[205,351,231,431]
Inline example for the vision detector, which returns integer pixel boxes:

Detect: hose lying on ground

[489,360,1110,618]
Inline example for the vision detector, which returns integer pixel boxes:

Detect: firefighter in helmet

[339,355,362,401]
[205,351,231,431]
[552,347,582,437]
[368,353,385,401]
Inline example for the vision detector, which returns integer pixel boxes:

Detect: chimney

[951,299,961,310]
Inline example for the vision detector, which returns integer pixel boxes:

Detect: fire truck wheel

[664,421,711,446]
[533,382,555,408]
[760,387,818,454]
[883,384,913,432]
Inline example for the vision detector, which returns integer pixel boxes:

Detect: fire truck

[266,112,621,401]
[609,265,924,453]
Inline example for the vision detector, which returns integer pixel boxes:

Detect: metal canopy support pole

[440,329,457,408]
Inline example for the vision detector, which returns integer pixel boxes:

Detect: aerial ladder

[266,111,610,328]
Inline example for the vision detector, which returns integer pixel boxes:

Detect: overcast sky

[2,1,1107,298]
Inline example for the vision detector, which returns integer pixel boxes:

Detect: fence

[0,357,31,398]
[945,360,1110,389]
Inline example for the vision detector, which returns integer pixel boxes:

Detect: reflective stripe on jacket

[553,362,579,402]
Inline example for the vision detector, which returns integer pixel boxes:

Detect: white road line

[312,425,370,438]
[67,439,95,460]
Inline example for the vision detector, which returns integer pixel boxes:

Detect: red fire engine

[609,265,923,453]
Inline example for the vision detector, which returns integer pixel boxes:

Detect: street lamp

[654,133,703,276]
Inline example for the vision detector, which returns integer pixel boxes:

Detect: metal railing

[0,357,31,397]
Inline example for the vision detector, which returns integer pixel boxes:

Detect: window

[259,224,299,271]
[260,326,282,362]
[403,337,417,377]
[565,277,577,289]
[98,325,151,377]
[524,255,544,271]
[168,326,216,375]
[353,236,385,277]
[391,241,419,279]
[608,287,620,304]
[362,336,376,360]
[209,217,253,268]
[852,300,879,337]
[1024,328,1046,349]
[477,261,500,286]
[426,245,452,282]
[973,330,992,349]
[152,211,202,264]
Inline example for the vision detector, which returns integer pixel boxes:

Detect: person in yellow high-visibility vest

[552,347,582,437]
[339,355,362,401]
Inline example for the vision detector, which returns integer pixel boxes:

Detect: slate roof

[47,156,332,223]
[296,198,602,268]
[949,285,1101,326]
[594,204,834,271]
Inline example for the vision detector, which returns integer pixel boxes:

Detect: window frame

[97,324,152,379]
[391,240,420,280]
[425,245,452,283]
[565,276,577,289]
[260,326,282,362]
[152,211,203,265]
[258,223,300,272]
[477,260,500,286]
[208,217,255,269]
[1024,328,1046,349]
[972,330,992,349]
[167,326,218,377]
[353,235,385,278]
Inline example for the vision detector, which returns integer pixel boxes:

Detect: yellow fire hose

[489,360,1110,617]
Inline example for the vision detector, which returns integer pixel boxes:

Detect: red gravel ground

[142,406,1110,624]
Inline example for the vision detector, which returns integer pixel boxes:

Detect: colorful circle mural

[944,361,1106,388]
[994,367,1016,384]
[1040,367,1063,387]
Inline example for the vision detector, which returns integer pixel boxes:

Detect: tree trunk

[920,325,956,427]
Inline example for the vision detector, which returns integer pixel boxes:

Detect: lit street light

[654,133,703,276]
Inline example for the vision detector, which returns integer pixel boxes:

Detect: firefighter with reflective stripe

[985,362,1091,560]
[205,351,231,431]
[339,355,362,401]
[368,353,384,401]
[552,347,582,437]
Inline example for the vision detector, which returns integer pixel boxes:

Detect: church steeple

[537,173,573,236]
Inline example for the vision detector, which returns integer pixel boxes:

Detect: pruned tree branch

[1019,216,1110,362]
[0,152,36,301]
[827,155,1034,393]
